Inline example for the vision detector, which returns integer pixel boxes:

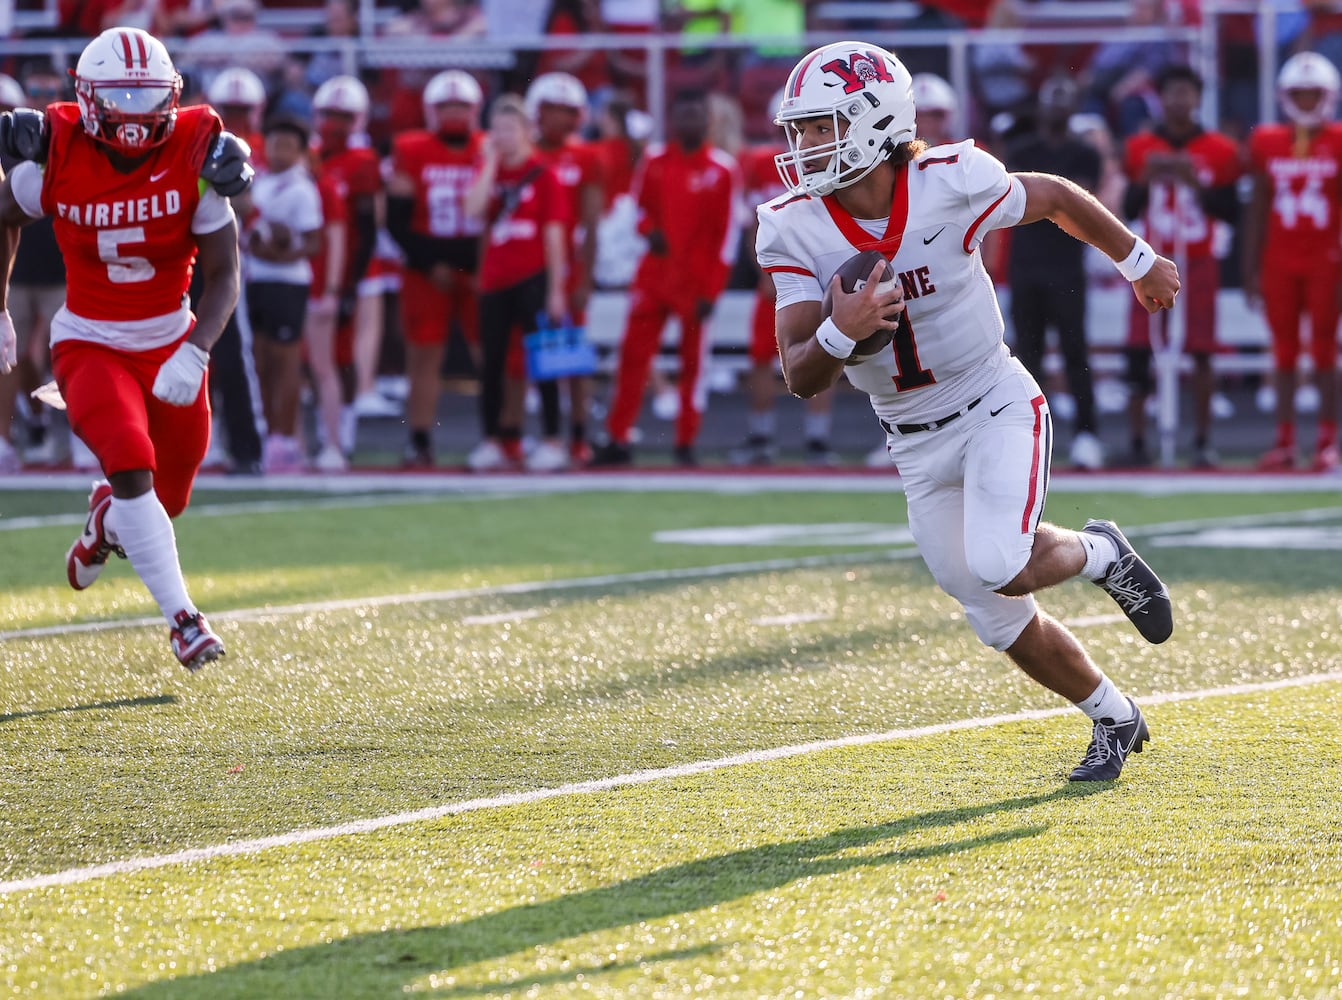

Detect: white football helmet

[74,26,182,154]
[206,67,266,110]
[912,73,956,114]
[774,41,915,197]
[525,72,587,121]
[0,74,25,111]
[314,74,370,117]
[1278,51,1340,127]
[423,70,482,111]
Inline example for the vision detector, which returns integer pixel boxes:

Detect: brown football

[820,249,900,366]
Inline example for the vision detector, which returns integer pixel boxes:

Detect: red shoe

[1312,442,1340,472]
[170,610,225,671]
[65,481,125,590]
[569,440,593,466]
[1257,446,1295,472]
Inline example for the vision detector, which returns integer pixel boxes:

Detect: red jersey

[315,144,381,288]
[534,138,602,269]
[740,144,787,209]
[1123,127,1242,259]
[391,129,484,239]
[478,156,566,293]
[588,136,639,209]
[632,141,739,303]
[41,102,222,323]
[309,171,349,298]
[1248,122,1342,268]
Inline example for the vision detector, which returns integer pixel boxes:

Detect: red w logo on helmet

[820,51,895,95]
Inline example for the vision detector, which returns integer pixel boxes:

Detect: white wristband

[1114,237,1156,282]
[815,317,857,360]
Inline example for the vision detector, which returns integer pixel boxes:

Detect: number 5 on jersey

[97,226,154,283]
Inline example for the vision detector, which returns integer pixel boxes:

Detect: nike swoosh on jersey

[150,169,170,182]
[923,227,946,245]
[989,402,1013,416]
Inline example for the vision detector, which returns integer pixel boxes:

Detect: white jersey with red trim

[755,140,1025,425]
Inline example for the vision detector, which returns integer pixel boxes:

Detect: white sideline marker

[2,670,1340,897]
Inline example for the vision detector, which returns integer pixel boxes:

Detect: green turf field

[2,482,1340,998]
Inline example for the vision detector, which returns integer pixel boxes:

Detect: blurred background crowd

[1,0,1341,474]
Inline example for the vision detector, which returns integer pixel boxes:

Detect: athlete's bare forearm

[1015,172,1140,263]
[190,220,241,352]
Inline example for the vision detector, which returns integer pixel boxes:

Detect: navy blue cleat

[1069,698,1150,781]
[1083,518,1173,644]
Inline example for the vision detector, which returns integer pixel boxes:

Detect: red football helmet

[74,26,182,155]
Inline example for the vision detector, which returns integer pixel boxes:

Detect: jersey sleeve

[959,142,1025,252]
[191,187,235,235]
[9,160,44,219]
[755,201,822,308]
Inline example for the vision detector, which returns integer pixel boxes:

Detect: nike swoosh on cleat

[989,402,1013,416]
[923,227,946,245]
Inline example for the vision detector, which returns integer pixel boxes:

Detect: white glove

[152,341,210,406]
[0,309,16,375]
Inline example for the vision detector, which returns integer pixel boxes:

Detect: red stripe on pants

[1020,394,1046,534]
[606,288,708,448]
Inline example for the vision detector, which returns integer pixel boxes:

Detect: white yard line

[3,670,1339,897]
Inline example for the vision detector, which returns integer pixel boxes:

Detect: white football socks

[105,491,196,625]
[1075,674,1135,724]
[1078,531,1119,582]
[747,410,775,438]
[803,411,832,442]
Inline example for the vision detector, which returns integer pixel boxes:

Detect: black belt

[881,397,983,435]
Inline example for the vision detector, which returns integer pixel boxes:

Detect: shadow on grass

[121,784,1105,999]
[0,693,176,725]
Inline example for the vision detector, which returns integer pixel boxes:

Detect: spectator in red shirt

[593,89,740,467]
[462,95,569,472]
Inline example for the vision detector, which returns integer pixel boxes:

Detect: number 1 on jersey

[891,312,934,391]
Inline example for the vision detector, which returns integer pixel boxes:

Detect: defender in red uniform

[1243,52,1342,471]
[593,89,740,466]
[386,70,486,467]
[1121,65,1241,467]
[0,27,251,670]
[526,72,604,466]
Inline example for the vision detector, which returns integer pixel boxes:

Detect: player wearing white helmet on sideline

[385,70,487,467]
[1244,51,1342,471]
[757,40,1178,780]
[523,71,603,469]
[910,73,957,146]
[205,67,266,160]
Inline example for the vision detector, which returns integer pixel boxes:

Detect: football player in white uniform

[757,41,1180,781]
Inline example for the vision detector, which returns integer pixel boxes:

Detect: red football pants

[52,336,211,518]
[606,287,711,448]
[1261,259,1341,371]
